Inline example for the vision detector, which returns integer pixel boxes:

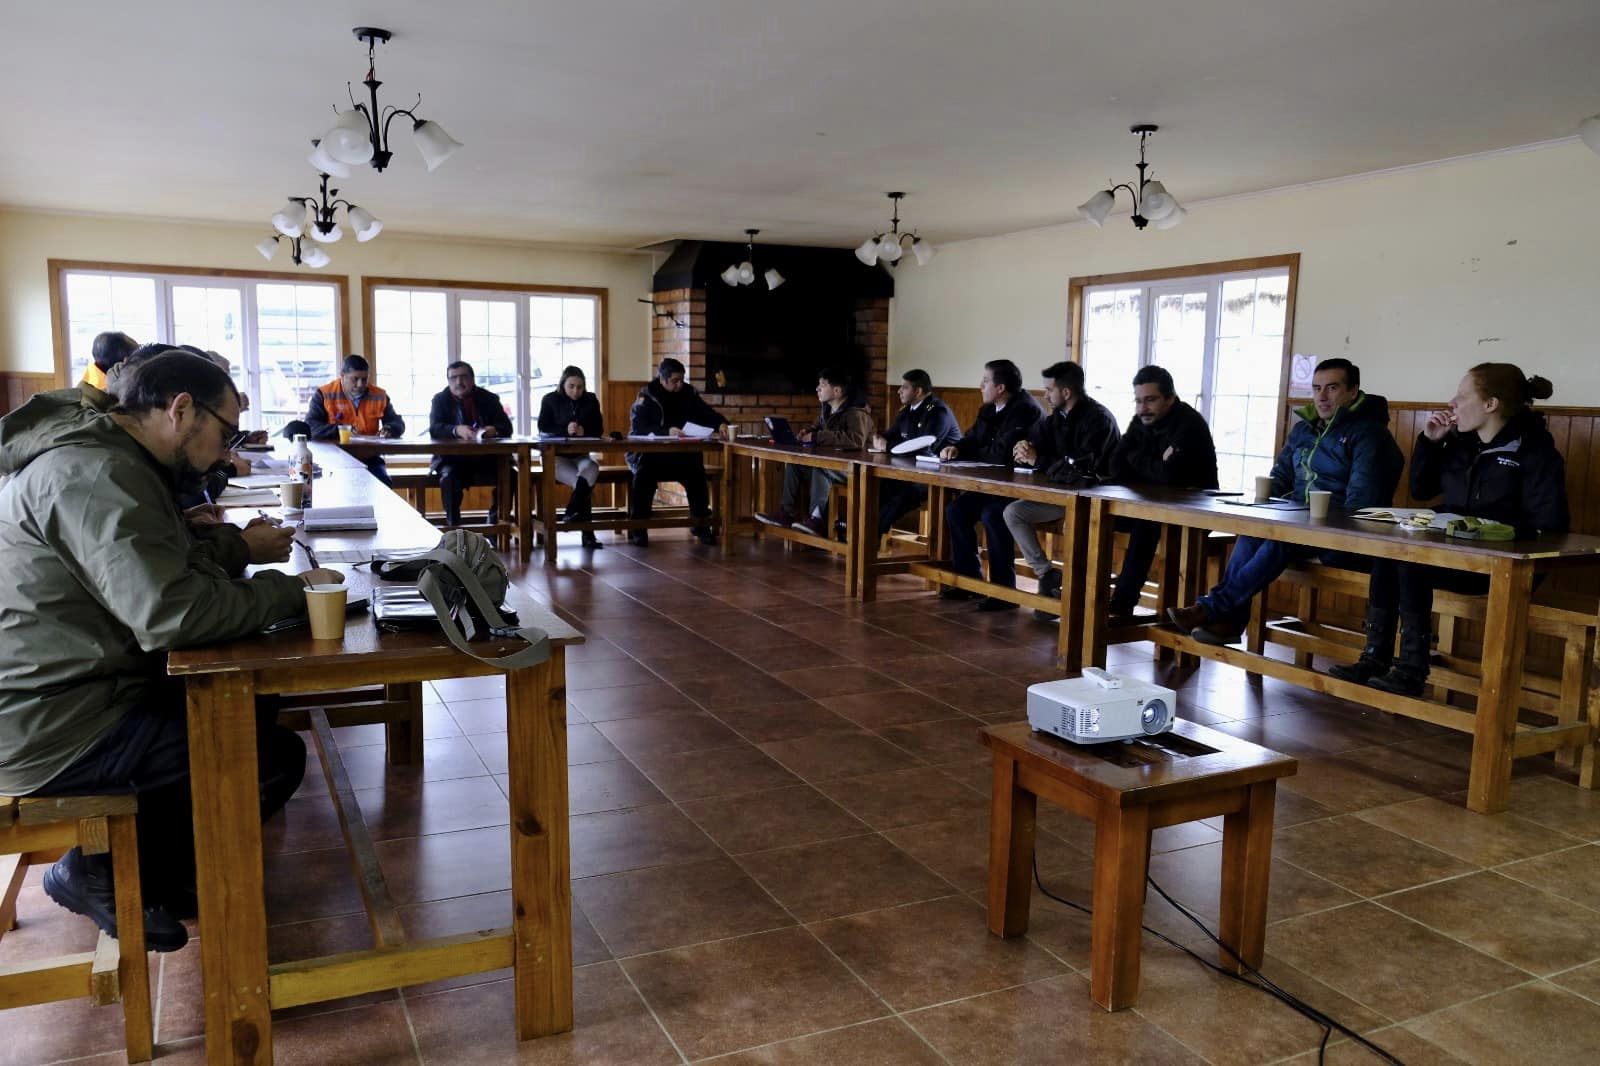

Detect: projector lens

[1141,699,1171,735]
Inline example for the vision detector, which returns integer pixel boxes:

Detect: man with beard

[0,351,342,951]
[626,357,728,546]
[305,354,405,484]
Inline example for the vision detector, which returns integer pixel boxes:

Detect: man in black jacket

[627,357,728,546]
[869,369,962,537]
[1001,361,1121,605]
[427,361,514,527]
[1104,365,1218,617]
[941,359,1044,608]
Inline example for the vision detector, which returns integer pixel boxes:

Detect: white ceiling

[3,1,1598,250]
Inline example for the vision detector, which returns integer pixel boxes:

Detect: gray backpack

[372,530,549,670]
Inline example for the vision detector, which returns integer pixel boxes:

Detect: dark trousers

[437,457,501,526]
[1198,537,1368,626]
[878,483,928,537]
[781,465,847,517]
[1110,518,1163,612]
[946,491,1016,587]
[363,456,393,487]
[630,455,711,521]
[1368,558,1490,616]
[33,680,306,907]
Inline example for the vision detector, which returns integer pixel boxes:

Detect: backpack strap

[416,558,551,671]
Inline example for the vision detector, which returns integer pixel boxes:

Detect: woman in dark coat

[1329,363,1568,695]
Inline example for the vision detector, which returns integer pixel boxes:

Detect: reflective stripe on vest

[318,382,389,435]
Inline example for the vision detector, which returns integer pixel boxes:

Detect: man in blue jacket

[1168,358,1403,644]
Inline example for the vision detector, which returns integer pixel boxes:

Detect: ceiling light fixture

[855,192,935,267]
[1078,124,1186,230]
[318,27,462,173]
[1581,113,1600,157]
[721,229,785,290]
[269,172,383,247]
[257,233,329,269]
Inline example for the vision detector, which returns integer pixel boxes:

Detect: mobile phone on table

[261,597,369,635]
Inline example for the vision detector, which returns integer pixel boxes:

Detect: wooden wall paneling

[0,372,60,415]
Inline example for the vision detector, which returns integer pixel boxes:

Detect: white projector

[1027,668,1177,744]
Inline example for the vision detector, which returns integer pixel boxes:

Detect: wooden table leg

[1178,527,1205,671]
[539,448,559,569]
[108,813,153,1063]
[843,464,859,599]
[187,673,272,1065]
[858,467,881,603]
[1217,781,1276,973]
[513,449,530,561]
[1468,559,1533,813]
[986,755,1036,938]
[384,682,424,767]
[505,649,574,1038]
[1082,498,1116,670]
[1057,496,1089,672]
[1156,524,1183,665]
[720,446,736,558]
[1089,801,1150,1011]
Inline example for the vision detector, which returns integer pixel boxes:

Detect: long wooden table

[1074,484,1600,813]
[722,440,866,595]
[338,434,535,562]
[174,442,582,1064]
[532,437,726,567]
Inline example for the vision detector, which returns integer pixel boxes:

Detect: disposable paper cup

[304,584,348,640]
[337,426,352,444]
[1308,490,1332,519]
[279,482,305,509]
[1253,476,1274,504]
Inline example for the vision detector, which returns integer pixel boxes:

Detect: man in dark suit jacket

[428,361,514,527]
[870,369,962,537]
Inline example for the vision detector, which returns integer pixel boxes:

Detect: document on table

[301,505,379,531]
[680,422,719,439]
[936,460,1007,469]
[1354,507,1469,529]
[229,473,291,489]
[218,486,284,506]
[1217,497,1309,511]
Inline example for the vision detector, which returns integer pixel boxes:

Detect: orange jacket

[315,381,393,435]
[81,364,108,390]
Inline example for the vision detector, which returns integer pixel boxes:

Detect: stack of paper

[301,505,378,531]
[218,486,283,507]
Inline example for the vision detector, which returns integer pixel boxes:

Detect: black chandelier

[269,171,383,246]
[1077,124,1186,230]
[255,232,328,269]
[317,27,462,174]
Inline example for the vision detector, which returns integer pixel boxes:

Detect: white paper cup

[1253,476,1274,504]
[304,584,348,640]
[279,482,305,509]
[1308,490,1332,519]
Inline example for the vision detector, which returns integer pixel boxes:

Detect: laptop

[764,416,801,445]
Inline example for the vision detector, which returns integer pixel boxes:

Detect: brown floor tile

[622,926,886,1060]
[676,673,808,710]
[633,744,800,801]
[1273,814,1474,897]
[771,664,906,699]
[812,895,1067,1011]
[262,793,347,856]
[574,856,793,956]
[875,716,988,765]
[904,972,1202,1064]
[1129,939,1386,1066]
[566,722,628,764]
[885,813,1089,894]
[1151,820,1223,853]
[435,675,506,701]
[911,678,1030,717]
[758,730,923,781]
[338,734,491,790]
[264,845,366,923]
[446,696,513,735]
[0,961,156,1064]
[398,889,608,993]
[408,962,679,1065]
[1354,796,1579,867]
[334,702,462,747]
[377,826,511,904]
[710,1017,945,1065]
[592,712,748,759]
[564,635,631,662]
[354,774,509,840]
[632,649,752,683]
[816,765,990,830]
[872,652,997,687]
[1278,756,1439,814]
[781,621,934,661]
[1337,742,1472,796]
[570,804,722,879]
[1549,958,1600,1003]
[1503,775,1600,839]
[567,683,702,721]
[1147,840,1360,925]
[1269,902,1525,1020]
[569,758,669,815]
[729,640,853,673]
[1382,870,1600,975]
[1281,1027,1467,1064]
[713,700,858,743]
[679,784,870,854]
[1407,981,1600,1063]
[738,833,955,921]
[1273,786,1340,828]
[820,688,966,729]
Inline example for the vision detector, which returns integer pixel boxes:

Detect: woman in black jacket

[1329,363,1567,695]
[536,366,605,547]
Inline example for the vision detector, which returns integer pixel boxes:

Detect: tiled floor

[10,532,1600,1063]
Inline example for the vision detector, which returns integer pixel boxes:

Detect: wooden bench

[0,793,152,1062]
[981,719,1296,1011]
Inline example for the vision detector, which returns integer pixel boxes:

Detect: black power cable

[1032,857,1405,1066]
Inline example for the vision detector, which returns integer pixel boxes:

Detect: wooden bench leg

[1556,624,1593,772]
[1090,802,1150,1011]
[108,813,153,1063]
[986,755,1035,938]
[1294,586,1316,668]
[1217,782,1275,975]
[384,682,425,767]
[1582,624,1600,790]
[1244,593,1268,683]
[1433,614,1457,704]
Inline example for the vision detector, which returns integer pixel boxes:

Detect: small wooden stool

[980,719,1296,1011]
[0,793,153,1062]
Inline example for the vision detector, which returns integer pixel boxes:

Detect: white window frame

[52,262,344,432]
[365,281,605,437]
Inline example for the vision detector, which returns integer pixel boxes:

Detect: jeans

[363,456,393,487]
[877,482,927,537]
[1198,537,1368,626]
[630,454,711,521]
[436,456,502,526]
[782,465,847,516]
[32,680,305,906]
[947,491,1016,587]
[1001,499,1065,577]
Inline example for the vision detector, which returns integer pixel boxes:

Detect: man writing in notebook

[0,351,341,951]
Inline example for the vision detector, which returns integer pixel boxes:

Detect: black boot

[42,847,189,952]
[1369,613,1432,697]
[562,479,593,524]
[1327,606,1397,684]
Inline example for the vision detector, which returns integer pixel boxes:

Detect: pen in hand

[294,538,320,569]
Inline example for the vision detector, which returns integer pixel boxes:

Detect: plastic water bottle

[291,433,314,507]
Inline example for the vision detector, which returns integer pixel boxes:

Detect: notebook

[301,505,378,531]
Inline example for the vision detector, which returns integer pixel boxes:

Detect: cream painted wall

[891,140,1600,404]
[0,208,656,380]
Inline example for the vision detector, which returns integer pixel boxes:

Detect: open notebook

[300,505,378,532]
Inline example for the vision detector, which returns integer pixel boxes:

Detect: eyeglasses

[193,399,248,451]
